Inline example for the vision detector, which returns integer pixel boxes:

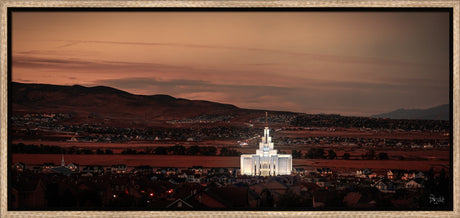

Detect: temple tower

[240,112,292,176]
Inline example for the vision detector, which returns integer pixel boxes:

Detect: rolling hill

[11,82,292,126]
[371,104,449,120]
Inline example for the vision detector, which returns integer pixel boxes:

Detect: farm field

[292,159,449,172]
[12,140,236,148]
[277,129,448,140]
[12,154,240,168]
[12,137,450,161]
[12,154,449,172]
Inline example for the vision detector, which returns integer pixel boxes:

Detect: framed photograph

[1,0,459,217]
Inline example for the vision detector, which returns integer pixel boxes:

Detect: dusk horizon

[12,11,450,116]
[11,81,449,118]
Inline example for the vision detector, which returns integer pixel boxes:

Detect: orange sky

[11,11,450,116]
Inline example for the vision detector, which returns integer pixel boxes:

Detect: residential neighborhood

[10,161,449,210]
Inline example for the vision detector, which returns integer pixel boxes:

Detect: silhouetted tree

[220,147,229,156]
[220,147,241,156]
[121,148,137,155]
[378,152,389,160]
[328,150,337,159]
[60,188,77,207]
[45,183,59,207]
[201,146,217,156]
[154,146,168,155]
[260,188,274,208]
[187,145,200,155]
[362,149,375,160]
[292,150,302,159]
[306,148,325,159]
[277,191,304,208]
[81,149,94,155]
[169,144,186,155]
[67,146,78,154]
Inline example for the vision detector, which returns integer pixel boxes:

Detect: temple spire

[61,154,65,166]
[265,112,268,126]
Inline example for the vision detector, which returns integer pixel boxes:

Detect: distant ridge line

[371,104,449,121]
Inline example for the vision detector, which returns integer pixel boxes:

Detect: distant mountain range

[10,82,293,126]
[371,104,449,120]
[12,82,449,125]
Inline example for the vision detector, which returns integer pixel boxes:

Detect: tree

[154,146,168,155]
[305,150,313,159]
[327,150,337,159]
[315,148,325,159]
[292,150,302,159]
[67,146,77,154]
[220,147,229,156]
[363,149,375,160]
[306,148,325,159]
[170,144,186,155]
[143,147,153,154]
[220,148,241,156]
[60,188,77,207]
[121,148,137,155]
[277,191,304,208]
[81,149,94,154]
[104,149,113,154]
[45,183,60,207]
[227,149,242,156]
[187,145,201,155]
[378,152,389,160]
[343,153,351,160]
[201,146,217,156]
[260,188,274,208]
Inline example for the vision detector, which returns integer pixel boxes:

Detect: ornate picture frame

[0,0,458,217]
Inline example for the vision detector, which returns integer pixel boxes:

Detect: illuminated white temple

[240,115,292,176]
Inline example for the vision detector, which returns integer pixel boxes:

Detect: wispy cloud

[12,54,448,116]
[12,55,199,73]
[13,54,446,93]
[47,39,435,67]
